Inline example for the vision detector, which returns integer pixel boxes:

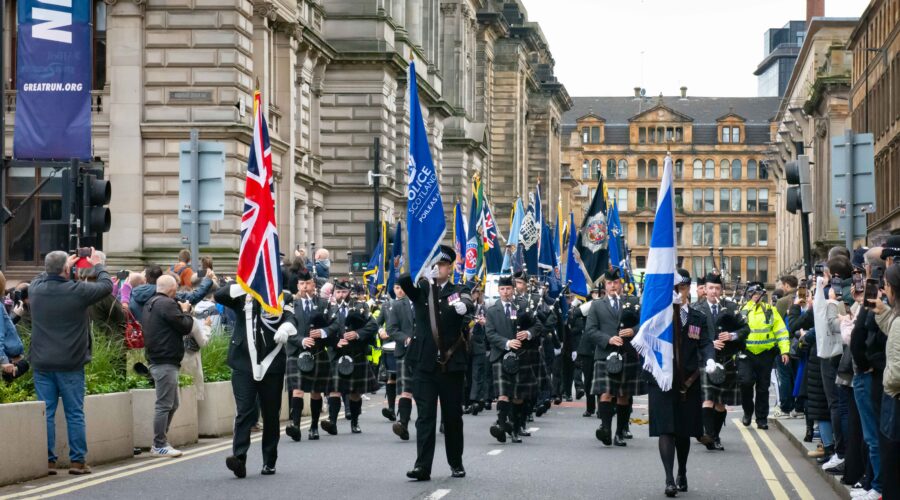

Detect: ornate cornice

[252,0,278,21]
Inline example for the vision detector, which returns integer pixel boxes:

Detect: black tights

[658,434,691,483]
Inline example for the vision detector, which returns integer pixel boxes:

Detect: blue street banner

[502,197,525,272]
[405,61,446,282]
[14,0,92,160]
[608,199,624,271]
[565,212,589,299]
[453,202,467,283]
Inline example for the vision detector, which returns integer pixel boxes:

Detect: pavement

[0,392,842,500]
[773,416,852,499]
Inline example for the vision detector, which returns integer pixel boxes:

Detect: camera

[77,247,91,258]
[813,263,825,276]
[116,270,129,282]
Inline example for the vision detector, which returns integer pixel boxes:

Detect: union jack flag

[236,90,283,315]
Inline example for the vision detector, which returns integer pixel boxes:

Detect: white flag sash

[244,298,283,381]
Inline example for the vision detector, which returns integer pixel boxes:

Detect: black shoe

[624,429,633,440]
[321,420,338,435]
[308,428,320,440]
[490,424,507,443]
[463,405,473,415]
[285,424,301,442]
[351,422,362,434]
[393,422,410,441]
[451,467,466,478]
[713,437,724,451]
[803,429,814,443]
[700,434,716,451]
[406,467,431,481]
[595,425,612,445]
[582,410,594,418]
[472,402,483,416]
[665,481,678,497]
[509,432,522,444]
[484,400,493,411]
[816,454,833,465]
[519,427,532,437]
[344,411,351,420]
[260,465,276,476]
[576,390,585,400]
[741,414,752,427]
[226,456,246,479]
[757,422,768,430]
[535,405,546,417]
[564,396,573,402]
[676,474,688,492]
[527,414,534,422]
[613,433,627,447]
[382,408,397,421]
[825,462,845,475]
[553,397,562,405]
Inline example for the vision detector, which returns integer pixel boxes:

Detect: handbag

[501,351,520,375]
[880,393,900,441]
[297,351,316,373]
[606,351,624,375]
[123,309,144,349]
[336,354,355,377]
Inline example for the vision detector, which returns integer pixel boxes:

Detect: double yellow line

[733,419,814,500]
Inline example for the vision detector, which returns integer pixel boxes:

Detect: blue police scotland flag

[405,61,446,282]
[630,154,678,391]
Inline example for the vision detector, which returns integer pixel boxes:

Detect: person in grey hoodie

[130,264,215,323]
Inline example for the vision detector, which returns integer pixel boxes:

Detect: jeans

[835,384,850,457]
[853,373,881,493]
[776,357,795,412]
[149,364,180,449]
[33,370,87,463]
[819,420,834,448]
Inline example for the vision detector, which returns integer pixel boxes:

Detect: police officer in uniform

[400,245,473,481]
[386,283,417,441]
[215,283,296,478]
[574,289,599,416]
[693,273,747,450]
[587,269,642,447]
[738,282,790,429]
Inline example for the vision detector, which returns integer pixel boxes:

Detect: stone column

[105,0,144,258]
[405,0,422,48]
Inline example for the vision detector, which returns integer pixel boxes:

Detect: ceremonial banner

[502,197,525,272]
[363,222,386,298]
[405,61,446,282]
[453,202,467,283]
[574,175,609,283]
[565,212,589,298]
[14,0,92,160]
[481,199,503,274]
[608,199,624,271]
[464,179,483,281]
[387,222,403,298]
[631,155,678,391]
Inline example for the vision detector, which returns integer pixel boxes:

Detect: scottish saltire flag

[482,199,503,274]
[566,212,589,298]
[464,179,484,281]
[237,90,283,315]
[502,198,525,272]
[608,199,624,271]
[453,202,467,283]
[363,222,386,298]
[387,222,403,298]
[406,61,446,282]
[631,155,678,392]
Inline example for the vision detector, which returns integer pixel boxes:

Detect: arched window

[637,159,647,178]
[720,159,730,179]
[648,159,658,178]
[705,159,715,179]
[693,159,703,179]
[582,160,589,179]
[747,159,758,179]
[618,159,628,179]
[607,159,616,179]
[591,159,601,180]
[732,159,742,180]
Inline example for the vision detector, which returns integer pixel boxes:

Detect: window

[704,188,714,212]
[649,188,658,208]
[675,222,683,245]
[693,189,702,212]
[704,222,714,246]
[747,159,758,180]
[674,188,684,210]
[637,222,654,246]
[637,159,647,179]
[732,127,740,143]
[747,188,757,212]
[729,256,742,281]
[618,160,628,179]
[93,0,108,90]
[720,223,730,247]
[748,223,758,246]
[607,159,616,179]
[591,159,601,179]
[759,189,768,212]
[675,127,683,142]
[591,126,600,144]
[692,257,704,279]
[705,159,715,179]
[617,188,627,211]
[582,160,590,179]
[666,127,674,142]
[732,159,742,180]
[721,159,730,179]
[636,256,647,268]
[719,189,730,212]
[674,159,683,179]
[693,159,703,179]
[583,129,589,144]
[759,161,768,179]
[747,257,756,281]
[731,188,741,212]
[636,188,657,210]
[747,257,768,283]
[722,127,731,143]
[731,223,741,246]
[692,223,703,246]
[648,159,658,178]
[759,223,768,246]
[639,127,646,143]
[637,188,646,210]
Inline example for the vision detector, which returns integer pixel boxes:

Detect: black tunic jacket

[399,275,474,373]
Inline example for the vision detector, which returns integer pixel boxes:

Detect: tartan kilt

[286,350,331,394]
[591,352,646,397]
[537,350,551,391]
[492,350,539,401]
[327,355,379,395]
[395,356,415,395]
[701,363,741,406]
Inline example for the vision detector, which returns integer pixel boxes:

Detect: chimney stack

[680,86,688,99]
[634,87,642,99]
[807,0,824,26]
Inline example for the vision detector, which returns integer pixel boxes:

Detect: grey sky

[523,0,871,97]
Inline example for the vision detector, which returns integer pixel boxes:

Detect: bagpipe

[707,308,747,385]
[333,300,372,377]
[606,299,641,376]
[296,297,336,374]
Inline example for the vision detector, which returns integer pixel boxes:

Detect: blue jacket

[0,306,23,365]
[130,278,214,323]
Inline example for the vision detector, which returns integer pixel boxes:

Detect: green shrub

[201,326,232,383]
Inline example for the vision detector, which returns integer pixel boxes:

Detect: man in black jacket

[400,245,473,481]
[387,282,417,440]
[143,275,195,458]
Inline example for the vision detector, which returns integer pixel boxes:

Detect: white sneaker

[150,446,183,458]
[772,410,786,418]
[821,454,844,470]
[860,490,881,500]
[850,488,870,498]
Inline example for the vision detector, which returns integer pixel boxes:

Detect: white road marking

[526,427,539,433]
[487,449,503,456]
[425,488,451,500]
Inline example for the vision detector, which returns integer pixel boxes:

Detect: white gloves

[273,322,298,344]
[424,265,439,285]
[229,283,247,298]
[705,358,718,374]
[12,303,24,317]
[579,301,592,316]
[571,352,578,361]
[553,348,561,356]
[571,298,582,308]
[453,301,467,315]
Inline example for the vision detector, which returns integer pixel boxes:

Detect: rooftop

[562,96,781,127]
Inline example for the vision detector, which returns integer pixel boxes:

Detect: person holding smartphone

[869,263,900,500]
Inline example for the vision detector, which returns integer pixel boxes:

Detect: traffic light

[785,155,812,215]
[78,166,111,248]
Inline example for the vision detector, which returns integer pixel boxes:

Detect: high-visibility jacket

[740,301,790,355]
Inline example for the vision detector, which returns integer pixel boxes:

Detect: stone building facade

[0,0,570,277]
[562,92,779,287]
